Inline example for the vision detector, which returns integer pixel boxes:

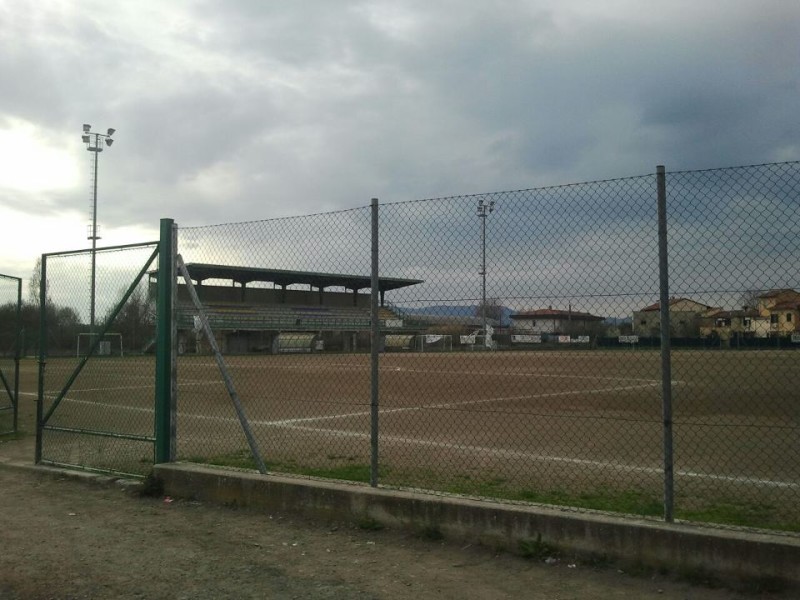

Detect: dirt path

[0,436,767,600]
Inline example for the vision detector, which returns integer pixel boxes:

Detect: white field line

[259,382,661,427]
[29,382,658,421]
[31,389,799,490]
[24,380,223,398]
[269,424,800,490]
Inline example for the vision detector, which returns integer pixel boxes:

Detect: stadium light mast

[82,124,115,332]
[477,198,495,347]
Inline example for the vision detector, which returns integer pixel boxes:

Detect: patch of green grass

[441,477,664,518]
[517,487,664,517]
[190,451,372,483]
[677,500,800,533]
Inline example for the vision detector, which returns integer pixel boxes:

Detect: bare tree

[28,257,49,307]
[475,298,504,323]
[740,290,762,312]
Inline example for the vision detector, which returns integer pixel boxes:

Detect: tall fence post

[657,165,675,522]
[12,276,21,432]
[370,198,380,487]
[155,218,176,463]
[35,255,47,463]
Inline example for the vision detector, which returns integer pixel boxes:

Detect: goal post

[76,332,124,357]
[415,334,453,352]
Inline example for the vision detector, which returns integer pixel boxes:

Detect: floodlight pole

[82,125,115,332]
[477,198,495,346]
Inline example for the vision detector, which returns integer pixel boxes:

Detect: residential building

[757,289,800,337]
[510,306,604,336]
[698,308,768,340]
[633,297,717,337]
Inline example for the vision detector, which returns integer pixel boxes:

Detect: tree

[475,298,504,324]
[105,283,155,353]
[740,290,762,312]
[0,302,19,356]
[28,257,49,307]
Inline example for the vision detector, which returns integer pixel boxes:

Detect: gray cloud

[0,0,798,282]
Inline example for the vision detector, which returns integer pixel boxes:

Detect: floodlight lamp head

[82,135,90,144]
[105,138,114,147]
[107,128,115,136]
[83,123,91,133]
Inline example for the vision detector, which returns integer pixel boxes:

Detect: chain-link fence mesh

[0,274,21,434]
[665,163,800,532]
[38,243,159,475]
[174,162,798,533]
[378,177,665,513]
[177,209,374,478]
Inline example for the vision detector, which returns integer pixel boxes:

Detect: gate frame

[35,218,176,473]
[0,273,22,435]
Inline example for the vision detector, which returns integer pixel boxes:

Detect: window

[531,320,537,326]
[640,319,647,326]
[771,314,779,324]
[787,314,793,323]
[743,318,752,327]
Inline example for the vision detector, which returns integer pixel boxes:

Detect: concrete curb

[0,457,142,492]
[155,462,800,591]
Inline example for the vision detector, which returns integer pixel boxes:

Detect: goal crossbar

[76,332,124,357]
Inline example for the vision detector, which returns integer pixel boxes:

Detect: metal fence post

[155,218,176,463]
[657,165,675,522]
[35,255,47,464]
[370,198,380,487]
[13,276,21,432]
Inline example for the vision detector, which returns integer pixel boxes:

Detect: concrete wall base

[154,463,799,590]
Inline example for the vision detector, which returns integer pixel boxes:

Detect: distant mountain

[395,304,514,326]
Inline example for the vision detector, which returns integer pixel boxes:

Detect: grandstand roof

[177,263,423,293]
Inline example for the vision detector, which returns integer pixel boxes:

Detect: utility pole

[477,198,495,347]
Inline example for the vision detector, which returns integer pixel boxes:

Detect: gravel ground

[0,433,778,600]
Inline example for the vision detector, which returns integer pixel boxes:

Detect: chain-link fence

[176,210,374,477]
[0,273,22,435]
[37,242,161,475]
[173,161,799,533]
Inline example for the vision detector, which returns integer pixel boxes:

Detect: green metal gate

[36,219,175,476]
[0,274,22,436]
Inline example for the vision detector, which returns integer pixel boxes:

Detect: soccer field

[34,348,800,530]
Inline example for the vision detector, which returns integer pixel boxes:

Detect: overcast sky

[0,0,798,288]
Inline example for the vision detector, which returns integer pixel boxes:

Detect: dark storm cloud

[0,0,798,247]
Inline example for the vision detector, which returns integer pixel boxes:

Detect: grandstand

[159,263,423,354]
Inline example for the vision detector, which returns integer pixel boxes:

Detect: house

[757,289,800,337]
[510,306,604,336]
[633,297,717,337]
[698,308,767,340]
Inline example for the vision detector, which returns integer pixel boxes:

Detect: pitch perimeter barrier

[0,274,22,435]
[170,161,800,534]
[31,164,798,533]
[169,161,800,534]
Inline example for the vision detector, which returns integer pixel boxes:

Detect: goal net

[76,332,124,357]
[414,334,453,352]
